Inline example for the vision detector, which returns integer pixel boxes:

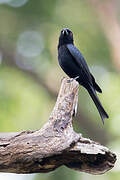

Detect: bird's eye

[70,32,73,36]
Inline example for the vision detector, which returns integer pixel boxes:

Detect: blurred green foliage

[0,0,119,180]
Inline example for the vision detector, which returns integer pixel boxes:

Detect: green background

[0,0,119,180]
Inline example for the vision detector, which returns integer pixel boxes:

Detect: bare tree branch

[0,78,116,174]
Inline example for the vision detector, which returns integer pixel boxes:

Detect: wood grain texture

[0,78,116,174]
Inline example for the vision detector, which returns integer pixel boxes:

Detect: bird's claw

[67,76,79,83]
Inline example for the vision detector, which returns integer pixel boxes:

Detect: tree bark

[0,78,116,174]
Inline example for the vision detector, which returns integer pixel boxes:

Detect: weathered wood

[0,78,116,174]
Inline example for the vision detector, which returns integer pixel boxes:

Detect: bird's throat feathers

[58,35,74,49]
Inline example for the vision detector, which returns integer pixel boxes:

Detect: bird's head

[58,28,74,48]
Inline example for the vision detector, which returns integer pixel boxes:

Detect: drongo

[58,28,109,124]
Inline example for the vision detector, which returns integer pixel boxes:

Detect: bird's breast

[58,45,73,68]
[58,45,82,78]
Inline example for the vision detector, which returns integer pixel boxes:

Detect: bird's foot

[67,76,79,83]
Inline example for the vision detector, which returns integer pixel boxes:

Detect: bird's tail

[87,85,109,124]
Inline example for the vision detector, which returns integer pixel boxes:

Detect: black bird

[58,28,109,124]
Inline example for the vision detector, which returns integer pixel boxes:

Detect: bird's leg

[67,76,79,83]
[74,76,79,80]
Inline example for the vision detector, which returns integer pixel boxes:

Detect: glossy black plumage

[58,28,109,124]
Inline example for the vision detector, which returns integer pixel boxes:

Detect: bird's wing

[66,44,92,82]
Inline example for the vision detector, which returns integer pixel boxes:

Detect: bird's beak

[62,29,68,35]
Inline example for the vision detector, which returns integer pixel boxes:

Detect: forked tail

[87,85,109,124]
